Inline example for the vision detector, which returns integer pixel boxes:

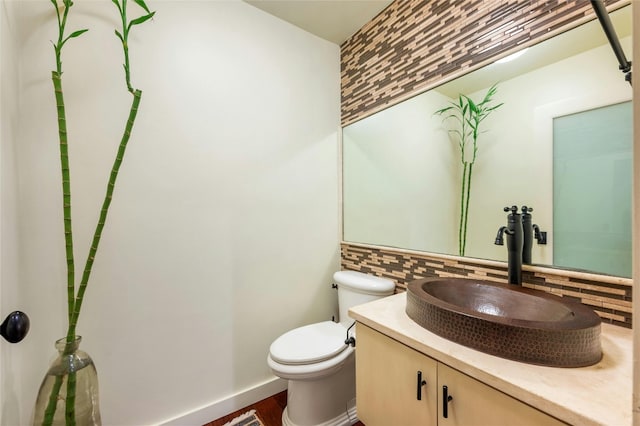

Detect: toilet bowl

[267,271,395,426]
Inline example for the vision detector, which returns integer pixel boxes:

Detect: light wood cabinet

[437,362,564,426]
[356,322,437,426]
[356,323,565,426]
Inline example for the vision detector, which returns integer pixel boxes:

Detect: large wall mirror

[343,5,632,277]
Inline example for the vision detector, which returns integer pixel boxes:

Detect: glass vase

[32,336,101,426]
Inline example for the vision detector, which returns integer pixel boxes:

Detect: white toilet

[267,270,395,426]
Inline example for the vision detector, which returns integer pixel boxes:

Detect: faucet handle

[521,206,533,214]
[503,206,518,214]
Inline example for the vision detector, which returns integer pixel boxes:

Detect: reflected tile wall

[341,243,632,328]
[341,0,625,126]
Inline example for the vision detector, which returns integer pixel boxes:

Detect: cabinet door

[356,323,437,426]
[437,363,565,426]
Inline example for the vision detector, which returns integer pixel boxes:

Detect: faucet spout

[533,224,547,244]
[494,226,506,245]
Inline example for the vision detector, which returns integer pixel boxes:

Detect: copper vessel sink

[406,278,602,367]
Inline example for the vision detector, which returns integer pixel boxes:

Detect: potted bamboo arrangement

[32,0,155,424]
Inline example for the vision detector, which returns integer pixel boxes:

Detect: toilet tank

[333,271,395,325]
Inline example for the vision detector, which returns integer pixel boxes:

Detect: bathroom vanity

[349,293,632,426]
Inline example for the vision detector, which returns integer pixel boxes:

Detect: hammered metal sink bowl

[406,278,602,367]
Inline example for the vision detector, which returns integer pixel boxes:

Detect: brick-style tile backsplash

[340,0,625,126]
[342,243,632,328]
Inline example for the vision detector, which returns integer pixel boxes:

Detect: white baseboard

[159,377,287,426]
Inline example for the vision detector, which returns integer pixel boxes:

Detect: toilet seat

[269,321,348,365]
[268,321,354,381]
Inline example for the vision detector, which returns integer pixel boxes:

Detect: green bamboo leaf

[465,119,476,130]
[434,106,453,116]
[60,28,88,47]
[480,84,499,105]
[114,29,124,43]
[441,113,462,125]
[128,11,155,30]
[111,0,123,13]
[68,28,88,38]
[486,102,504,112]
[133,0,151,14]
[466,97,477,113]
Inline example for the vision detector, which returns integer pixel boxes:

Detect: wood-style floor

[204,391,288,426]
[203,391,365,426]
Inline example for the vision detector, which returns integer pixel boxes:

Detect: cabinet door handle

[442,385,453,418]
[416,371,427,400]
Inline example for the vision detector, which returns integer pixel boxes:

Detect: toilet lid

[270,321,348,365]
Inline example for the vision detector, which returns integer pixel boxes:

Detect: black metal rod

[417,371,427,400]
[442,385,453,418]
[589,0,632,85]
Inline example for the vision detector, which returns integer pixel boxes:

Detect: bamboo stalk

[52,72,76,329]
[459,163,467,256]
[65,371,77,426]
[53,0,76,329]
[68,90,142,337]
[462,162,474,256]
[54,67,80,424]
[45,1,83,423]
[66,0,150,334]
[42,375,64,426]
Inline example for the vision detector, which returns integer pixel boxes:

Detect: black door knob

[1,311,30,343]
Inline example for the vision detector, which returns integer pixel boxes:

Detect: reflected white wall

[343,90,458,254]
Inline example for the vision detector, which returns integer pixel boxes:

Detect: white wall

[5,1,340,424]
[0,1,23,425]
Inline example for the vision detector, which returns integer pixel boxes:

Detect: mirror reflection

[342,6,632,277]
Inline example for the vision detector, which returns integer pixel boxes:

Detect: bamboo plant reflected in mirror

[342,5,632,277]
[434,84,503,257]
